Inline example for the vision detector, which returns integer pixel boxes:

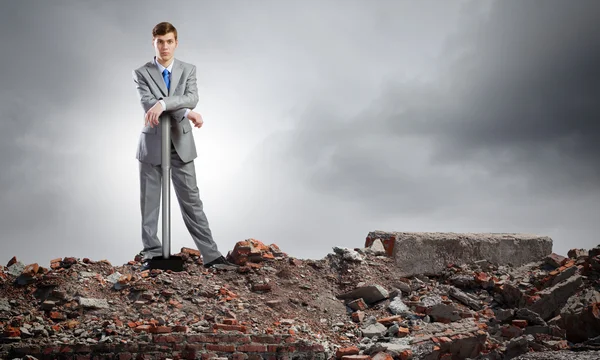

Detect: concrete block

[365,231,553,276]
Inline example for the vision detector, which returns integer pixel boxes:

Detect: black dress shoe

[203,256,239,270]
[140,260,151,271]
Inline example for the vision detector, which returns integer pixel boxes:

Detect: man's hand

[145,102,164,127]
[187,111,204,128]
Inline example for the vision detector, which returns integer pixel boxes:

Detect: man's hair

[152,22,177,40]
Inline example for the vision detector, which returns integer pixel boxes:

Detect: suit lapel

[169,59,183,96]
[145,60,168,97]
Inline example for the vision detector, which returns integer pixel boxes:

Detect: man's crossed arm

[132,66,203,128]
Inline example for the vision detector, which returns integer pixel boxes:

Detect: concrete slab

[365,231,553,276]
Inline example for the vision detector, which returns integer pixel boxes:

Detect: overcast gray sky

[1,0,598,267]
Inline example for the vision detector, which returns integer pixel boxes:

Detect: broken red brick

[545,253,567,268]
[524,295,541,305]
[251,283,272,292]
[173,325,189,333]
[168,299,183,309]
[352,311,365,323]
[50,312,66,321]
[4,326,20,337]
[134,325,152,333]
[151,326,172,334]
[181,247,201,257]
[214,324,248,333]
[118,274,132,284]
[205,344,236,352]
[224,318,238,325]
[65,320,79,329]
[397,327,410,338]
[262,253,275,260]
[237,344,268,352]
[7,256,17,267]
[512,319,528,328]
[377,315,402,326]
[347,298,368,311]
[22,263,39,276]
[371,353,393,360]
[474,272,490,283]
[336,346,360,358]
[501,325,523,339]
[399,350,413,360]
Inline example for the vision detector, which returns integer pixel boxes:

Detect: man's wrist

[159,100,166,111]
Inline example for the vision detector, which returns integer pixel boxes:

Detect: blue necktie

[162,69,170,91]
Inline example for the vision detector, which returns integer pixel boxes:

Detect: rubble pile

[0,237,600,359]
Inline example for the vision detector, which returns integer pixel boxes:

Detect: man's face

[153,32,178,62]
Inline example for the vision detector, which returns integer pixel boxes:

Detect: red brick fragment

[336,346,360,358]
[4,326,20,337]
[22,263,39,276]
[399,350,413,360]
[237,344,267,352]
[181,247,201,257]
[152,326,172,334]
[251,283,272,292]
[214,324,248,333]
[347,298,368,311]
[206,344,236,352]
[134,325,152,333]
[512,319,528,328]
[50,312,66,321]
[351,311,365,323]
[501,325,523,339]
[371,353,393,360]
[377,315,402,326]
[397,327,410,337]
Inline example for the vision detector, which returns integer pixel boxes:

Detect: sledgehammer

[146,115,184,272]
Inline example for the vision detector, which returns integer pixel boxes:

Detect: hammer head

[148,255,185,272]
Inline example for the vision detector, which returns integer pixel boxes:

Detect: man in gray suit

[132,22,236,270]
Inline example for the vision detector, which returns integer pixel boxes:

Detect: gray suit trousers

[139,140,222,264]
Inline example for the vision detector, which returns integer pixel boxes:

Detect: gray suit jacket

[132,57,198,165]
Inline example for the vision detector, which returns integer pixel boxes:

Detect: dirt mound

[1,239,600,359]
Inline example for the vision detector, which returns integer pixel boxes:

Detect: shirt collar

[154,56,174,73]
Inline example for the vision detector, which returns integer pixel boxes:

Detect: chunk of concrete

[337,284,389,305]
[527,275,583,321]
[513,350,600,360]
[78,297,110,309]
[361,322,387,338]
[366,231,552,276]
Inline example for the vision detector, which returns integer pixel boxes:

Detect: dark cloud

[230,0,600,256]
[277,0,600,202]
